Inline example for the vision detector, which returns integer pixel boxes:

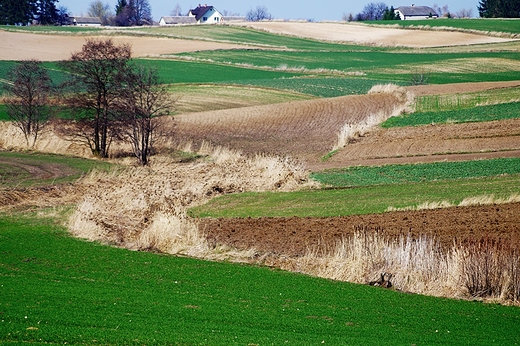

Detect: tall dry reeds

[68,143,316,256]
[269,228,520,305]
[333,84,414,151]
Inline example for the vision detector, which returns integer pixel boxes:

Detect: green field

[189,174,520,218]
[0,104,8,121]
[311,158,520,187]
[384,101,520,127]
[189,157,520,218]
[1,212,519,345]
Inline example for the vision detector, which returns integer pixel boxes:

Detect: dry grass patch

[68,144,316,256]
[386,193,520,212]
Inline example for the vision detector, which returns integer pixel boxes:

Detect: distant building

[188,5,223,24]
[69,16,102,26]
[395,5,439,20]
[159,16,197,26]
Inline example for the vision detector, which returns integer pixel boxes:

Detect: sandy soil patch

[0,30,252,61]
[233,22,515,48]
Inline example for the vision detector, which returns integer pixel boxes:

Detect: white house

[188,5,223,24]
[395,5,439,20]
[159,16,197,26]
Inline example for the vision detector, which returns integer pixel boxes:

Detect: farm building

[188,4,223,24]
[69,16,102,26]
[395,5,439,20]
[159,16,197,25]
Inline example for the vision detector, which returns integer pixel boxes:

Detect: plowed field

[168,91,406,164]
[198,202,520,256]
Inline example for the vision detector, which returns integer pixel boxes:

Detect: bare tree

[360,2,388,20]
[87,0,113,25]
[128,0,152,25]
[456,8,473,18]
[246,5,272,21]
[170,3,182,16]
[4,60,53,148]
[118,65,174,165]
[60,39,131,158]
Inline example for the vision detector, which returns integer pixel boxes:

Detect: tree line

[478,0,520,18]
[0,0,153,26]
[343,1,519,21]
[3,39,174,165]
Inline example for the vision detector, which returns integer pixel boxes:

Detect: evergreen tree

[0,0,36,25]
[35,0,59,25]
[115,0,127,15]
[382,6,400,20]
[478,0,520,17]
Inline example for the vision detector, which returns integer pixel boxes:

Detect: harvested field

[233,22,516,48]
[0,30,254,61]
[198,202,520,257]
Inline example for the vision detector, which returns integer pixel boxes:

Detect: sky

[58,0,481,21]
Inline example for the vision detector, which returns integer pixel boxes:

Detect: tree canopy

[478,0,520,17]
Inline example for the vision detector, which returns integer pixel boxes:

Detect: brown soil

[167,85,520,170]
[198,202,520,257]
[313,118,520,170]
[168,91,407,164]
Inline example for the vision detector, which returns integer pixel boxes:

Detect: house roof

[160,16,197,24]
[396,6,438,16]
[189,5,216,21]
[72,16,102,25]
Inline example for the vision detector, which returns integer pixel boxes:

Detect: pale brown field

[0,30,254,61]
[232,21,516,47]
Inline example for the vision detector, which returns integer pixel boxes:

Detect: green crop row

[383,101,520,127]
[311,158,520,187]
[2,212,519,345]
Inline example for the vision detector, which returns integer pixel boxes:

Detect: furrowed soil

[198,203,520,257]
